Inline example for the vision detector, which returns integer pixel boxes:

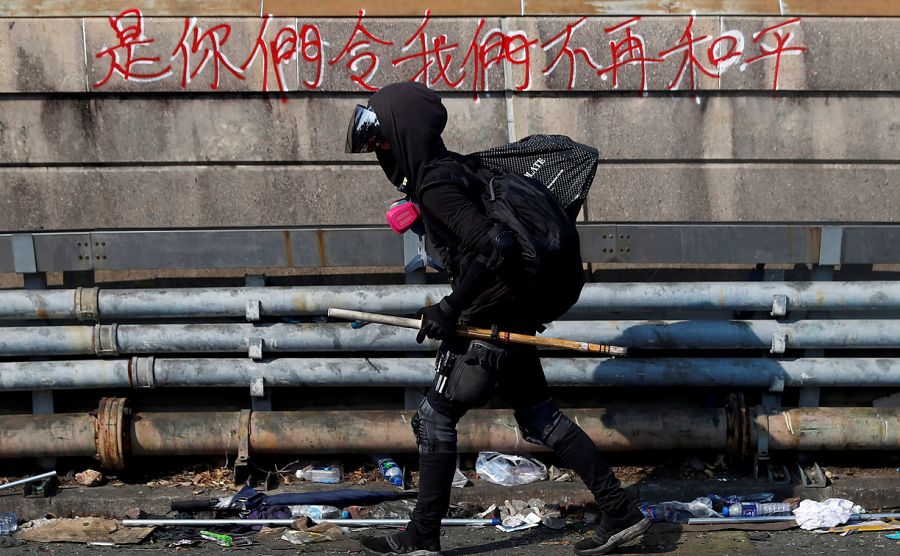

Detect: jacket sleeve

[419,181,516,312]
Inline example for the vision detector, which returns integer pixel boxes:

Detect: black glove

[416,298,460,343]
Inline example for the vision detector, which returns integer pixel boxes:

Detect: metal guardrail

[2,224,898,273]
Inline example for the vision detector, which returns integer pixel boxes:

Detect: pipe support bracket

[76,287,100,322]
[132,357,156,389]
[771,294,788,318]
[94,324,119,356]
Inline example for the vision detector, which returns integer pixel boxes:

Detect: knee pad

[514,399,577,448]
[411,397,459,455]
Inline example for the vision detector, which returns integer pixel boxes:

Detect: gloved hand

[416,298,460,343]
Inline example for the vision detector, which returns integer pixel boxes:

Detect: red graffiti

[658,15,718,91]
[171,18,243,89]
[742,17,808,91]
[597,17,663,92]
[298,24,325,90]
[391,10,464,87]
[93,8,172,88]
[541,17,599,90]
[456,19,538,99]
[329,10,394,91]
[92,9,809,98]
[708,34,743,69]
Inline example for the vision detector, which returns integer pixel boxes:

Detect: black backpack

[471,134,600,220]
[468,162,585,325]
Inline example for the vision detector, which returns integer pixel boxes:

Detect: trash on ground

[476,451,547,486]
[75,469,104,487]
[198,530,233,547]
[15,517,154,544]
[368,499,418,519]
[295,464,343,484]
[167,539,200,548]
[452,467,470,488]
[0,512,17,535]
[793,498,864,531]
[821,520,900,535]
[289,504,342,520]
[548,465,573,482]
[641,497,721,523]
[496,511,541,532]
[373,455,404,487]
[886,532,900,540]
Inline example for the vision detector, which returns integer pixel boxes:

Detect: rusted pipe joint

[94,397,129,471]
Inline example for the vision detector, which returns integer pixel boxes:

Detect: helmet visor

[345,104,383,153]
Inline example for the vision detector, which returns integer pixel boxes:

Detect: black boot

[360,452,457,555]
[550,420,628,514]
[573,504,651,555]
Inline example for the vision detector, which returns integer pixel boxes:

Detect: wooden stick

[327,308,627,356]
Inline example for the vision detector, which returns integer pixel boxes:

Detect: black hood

[368,82,448,196]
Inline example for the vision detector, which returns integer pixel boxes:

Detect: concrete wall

[0,10,898,230]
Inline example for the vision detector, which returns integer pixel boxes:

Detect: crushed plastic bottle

[723,502,792,517]
[641,497,719,523]
[707,492,775,513]
[0,512,18,535]
[373,455,404,487]
[295,464,342,484]
[288,505,342,521]
[368,499,418,519]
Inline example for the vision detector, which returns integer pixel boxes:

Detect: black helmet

[345,104,383,153]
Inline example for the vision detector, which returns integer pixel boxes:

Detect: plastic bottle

[295,464,342,484]
[373,455,404,487]
[288,505,342,521]
[0,512,17,535]
[640,497,718,523]
[708,493,774,513]
[723,502,792,517]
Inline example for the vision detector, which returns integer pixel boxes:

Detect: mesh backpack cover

[470,134,600,219]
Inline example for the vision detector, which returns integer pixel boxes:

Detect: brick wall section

[0,13,897,229]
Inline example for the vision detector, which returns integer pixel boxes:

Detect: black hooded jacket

[369,83,528,328]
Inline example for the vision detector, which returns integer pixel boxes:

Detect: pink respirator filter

[385,200,421,234]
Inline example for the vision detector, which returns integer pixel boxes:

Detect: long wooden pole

[327,308,627,356]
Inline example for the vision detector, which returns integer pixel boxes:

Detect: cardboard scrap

[15,517,154,544]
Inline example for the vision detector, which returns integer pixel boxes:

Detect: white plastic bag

[475,452,547,486]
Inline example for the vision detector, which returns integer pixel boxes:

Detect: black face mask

[375,148,410,195]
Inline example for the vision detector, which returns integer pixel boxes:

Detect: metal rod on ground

[123,518,499,527]
[328,308,628,356]
[688,514,900,525]
[0,470,57,491]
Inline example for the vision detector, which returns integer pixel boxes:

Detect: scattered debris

[15,518,154,544]
[794,498,864,531]
[199,530,233,547]
[476,452,547,486]
[452,468,470,488]
[0,512,16,535]
[822,521,900,535]
[549,465,573,482]
[124,507,143,520]
[74,470,103,487]
[886,532,900,540]
[749,531,771,541]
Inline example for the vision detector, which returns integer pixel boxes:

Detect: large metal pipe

[1,282,900,321]
[1,407,897,462]
[763,407,900,451]
[1,319,899,357]
[0,414,96,457]
[1,357,899,391]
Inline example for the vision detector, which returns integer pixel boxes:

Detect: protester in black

[346,82,649,556]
